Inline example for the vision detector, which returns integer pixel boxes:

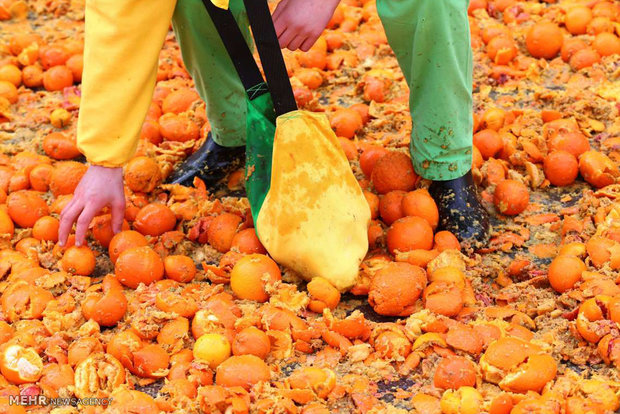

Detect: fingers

[58,199,82,247]
[288,35,307,51]
[272,1,286,32]
[277,27,294,49]
[110,195,126,234]
[300,36,318,52]
[74,202,103,247]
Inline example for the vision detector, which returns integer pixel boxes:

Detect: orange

[288,366,336,399]
[295,68,324,90]
[526,22,563,59]
[363,190,379,220]
[61,246,96,276]
[371,151,417,194]
[0,209,14,236]
[401,189,439,229]
[350,103,370,125]
[8,33,42,56]
[547,131,590,157]
[0,344,43,384]
[49,161,87,196]
[434,231,461,252]
[0,80,17,104]
[489,394,514,414]
[230,254,281,302]
[593,32,620,56]
[6,190,49,228]
[215,355,271,390]
[0,65,21,87]
[123,156,162,193]
[592,1,618,19]
[108,230,148,264]
[42,132,80,160]
[500,354,557,393]
[339,137,358,160]
[158,113,200,142]
[65,53,83,82]
[446,324,483,355]
[32,215,59,242]
[586,236,615,268]
[161,88,200,114]
[368,262,427,316]
[38,363,74,397]
[423,281,464,316]
[493,179,529,216]
[433,356,477,389]
[587,16,614,35]
[307,277,341,313]
[134,203,176,236]
[1,281,53,322]
[132,344,170,378]
[330,108,363,139]
[115,246,164,289]
[481,24,510,45]
[193,333,231,369]
[232,327,270,359]
[378,190,406,225]
[81,275,127,327]
[468,0,487,14]
[547,254,586,293]
[569,47,601,70]
[29,164,53,192]
[565,6,593,35]
[486,36,517,64]
[73,353,126,398]
[207,212,242,253]
[14,237,39,255]
[543,151,578,186]
[90,214,130,248]
[359,146,389,178]
[230,228,266,254]
[561,38,587,62]
[42,65,73,91]
[39,45,69,69]
[473,129,503,159]
[387,216,434,254]
[164,255,196,283]
[579,150,619,188]
[140,119,162,144]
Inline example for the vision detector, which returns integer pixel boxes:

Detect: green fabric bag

[244,90,276,224]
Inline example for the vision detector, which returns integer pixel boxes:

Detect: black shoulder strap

[242,0,297,116]
[201,0,297,115]
[201,0,267,98]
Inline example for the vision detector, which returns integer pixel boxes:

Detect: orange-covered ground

[1,0,620,413]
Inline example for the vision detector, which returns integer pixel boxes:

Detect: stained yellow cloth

[77,0,225,167]
[256,111,371,291]
[211,0,229,8]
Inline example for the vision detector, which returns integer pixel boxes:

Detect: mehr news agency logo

[9,395,112,407]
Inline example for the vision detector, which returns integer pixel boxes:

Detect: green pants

[172,0,473,180]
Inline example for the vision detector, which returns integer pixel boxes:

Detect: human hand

[58,165,125,247]
[272,0,341,51]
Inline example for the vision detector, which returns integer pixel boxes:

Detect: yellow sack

[255,111,371,291]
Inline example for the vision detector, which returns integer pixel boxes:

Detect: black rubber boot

[166,133,245,188]
[428,170,490,248]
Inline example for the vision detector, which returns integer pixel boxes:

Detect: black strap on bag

[201,0,297,116]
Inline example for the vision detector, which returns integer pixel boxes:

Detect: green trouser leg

[171,0,250,147]
[376,0,473,181]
